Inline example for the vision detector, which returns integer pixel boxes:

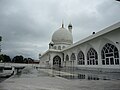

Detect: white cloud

[0,0,120,59]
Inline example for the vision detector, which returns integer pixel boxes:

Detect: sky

[0,0,120,60]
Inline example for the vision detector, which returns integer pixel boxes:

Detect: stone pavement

[40,68,77,76]
[0,67,120,90]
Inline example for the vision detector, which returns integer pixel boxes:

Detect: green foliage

[12,55,24,63]
[0,54,35,63]
[0,54,4,62]
[0,54,11,62]
[24,58,34,64]
[12,55,34,63]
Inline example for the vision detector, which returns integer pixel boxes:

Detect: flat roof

[62,22,120,51]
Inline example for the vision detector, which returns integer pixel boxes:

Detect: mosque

[40,22,120,72]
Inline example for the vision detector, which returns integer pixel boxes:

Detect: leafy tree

[4,55,11,62]
[0,54,4,62]
[0,54,11,62]
[23,58,34,64]
[28,58,33,63]
[23,58,28,63]
[12,55,24,63]
[12,55,35,64]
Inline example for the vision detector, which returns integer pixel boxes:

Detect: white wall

[63,27,120,70]
[40,25,120,72]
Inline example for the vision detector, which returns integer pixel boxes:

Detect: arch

[66,55,69,61]
[58,46,61,50]
[99,38,116,54]
[54,46,56,49]
[77,51,85,65]
[62,46,65,49]
[53,55,61,67]
[87,48,98,65]
[101,43,119,65]
[70,53,76,61]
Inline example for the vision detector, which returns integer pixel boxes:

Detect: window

[58,46,61,50]
[101,43,119,65]
[77,51,85,65]
[70,53,76,61]
[87,48,98,65]
[110,58,114,65]
[66,55,69,61]
[54,46,56,49]
[102,60,105,65]
[62,46,65,49]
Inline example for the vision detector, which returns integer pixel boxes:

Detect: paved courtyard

[0,67,120,90]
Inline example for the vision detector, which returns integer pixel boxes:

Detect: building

[40,22,120,72]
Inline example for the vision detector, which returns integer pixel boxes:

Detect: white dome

[52,27,73,44]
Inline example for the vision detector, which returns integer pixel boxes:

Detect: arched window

[70,53,76,61]
[77,51,85,65]
[54,46,56,49]
[66,55,69,61]
[87,48,98,65]
[58,46,61,50]
[62,46,65,49]
[101,43,119,65]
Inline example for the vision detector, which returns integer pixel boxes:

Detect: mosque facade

[40,22,120,72]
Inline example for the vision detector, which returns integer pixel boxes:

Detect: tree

[28,58,34,63]
[23,58,34,64]
[23,58,28,63]
[4,55,11,62]
[12,55,24,63]
[0,54,11,62]
[0,54,4,62]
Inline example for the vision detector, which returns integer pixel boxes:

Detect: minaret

[68,23,72,33]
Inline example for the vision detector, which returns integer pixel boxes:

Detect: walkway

[40,68,77,76]
[0,67,120,90]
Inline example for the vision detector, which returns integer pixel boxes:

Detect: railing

[0,63,39,67]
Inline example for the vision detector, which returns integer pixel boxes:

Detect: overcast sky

[0,0,120,60]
